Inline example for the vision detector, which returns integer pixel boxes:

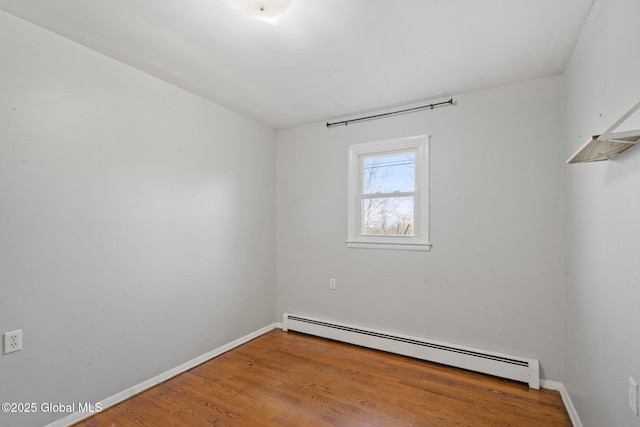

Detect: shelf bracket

[567,100,640,164]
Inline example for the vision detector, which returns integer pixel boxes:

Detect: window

[347,135,431,251]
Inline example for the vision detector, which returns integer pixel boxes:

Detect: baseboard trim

[541,380,583,427]
[280,320,581,426]
[45,323,278,427]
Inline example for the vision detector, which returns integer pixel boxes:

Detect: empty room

[1,0,639,426]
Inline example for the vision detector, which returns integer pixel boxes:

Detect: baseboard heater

[282,313,539,389]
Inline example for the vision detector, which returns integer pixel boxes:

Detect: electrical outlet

[630,377,639,416]
[329,278,336,290]
[3,330,22,354]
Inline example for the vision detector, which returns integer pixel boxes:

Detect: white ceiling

[0,0,594,129]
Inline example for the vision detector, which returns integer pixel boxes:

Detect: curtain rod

[326,98,455,128]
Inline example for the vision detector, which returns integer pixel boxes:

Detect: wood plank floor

[74,329,571,426]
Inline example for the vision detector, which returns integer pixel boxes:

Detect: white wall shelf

[567,101,640,164]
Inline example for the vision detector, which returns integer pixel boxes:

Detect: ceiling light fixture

[222,0,293,25]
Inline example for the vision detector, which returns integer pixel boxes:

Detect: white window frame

[347,134,431,251]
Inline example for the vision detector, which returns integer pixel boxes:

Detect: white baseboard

[283,313,540,389]
[281,320,582,426]
[541,380,583,427]
[45,323,278,427]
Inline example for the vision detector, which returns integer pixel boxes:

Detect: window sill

[346,241,432,252]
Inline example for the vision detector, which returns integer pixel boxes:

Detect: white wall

[562,0,640,425]
[0,11,275,427]
[276,77,564,380]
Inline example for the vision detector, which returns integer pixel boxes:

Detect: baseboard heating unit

[282,313,540,389]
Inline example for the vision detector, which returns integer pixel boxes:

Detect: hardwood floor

[74,329,571,426]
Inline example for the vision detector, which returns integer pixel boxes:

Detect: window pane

[363,152,415,194]
[362,196,414,236]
